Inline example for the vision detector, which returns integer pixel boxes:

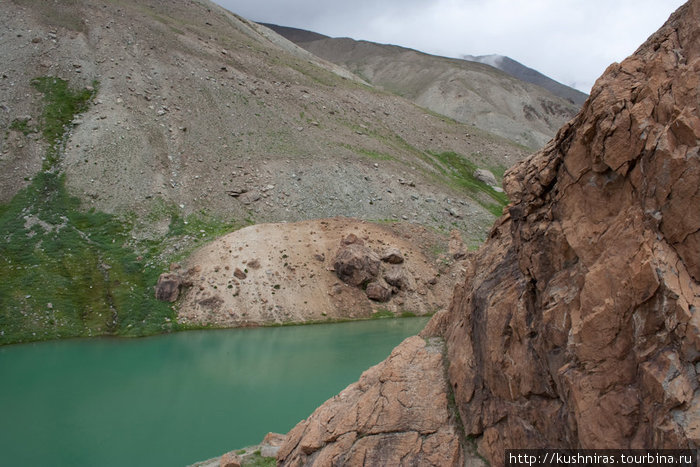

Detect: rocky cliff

[278,1,700,465]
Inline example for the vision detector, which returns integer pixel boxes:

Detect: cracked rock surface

[441,1,700,464]
[274,2,700,465]
[277,336,469,466]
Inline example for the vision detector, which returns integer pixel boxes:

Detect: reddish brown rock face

[276,2,700,465]
[444,0,700,463]
[277,337,467,466]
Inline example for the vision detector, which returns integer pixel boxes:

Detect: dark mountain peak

[260,22,329,43]
[462,53,588,105]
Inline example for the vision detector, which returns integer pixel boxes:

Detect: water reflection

[0,318,428,467]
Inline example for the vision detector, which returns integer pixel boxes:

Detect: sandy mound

[174,217,464,327]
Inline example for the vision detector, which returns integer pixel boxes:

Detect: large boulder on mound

[176,218,459,327]
[332,239,381,287]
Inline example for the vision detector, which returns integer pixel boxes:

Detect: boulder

[365,281,391,302]
[383,265,409,290]
[225,188,247,198]
[262,432,285,447]
[473,168,497,186]
[155,273,181,302]
[380,247,404,264]
[333,243,380,286]
[218,451,241,467]
[341,233,363,245]
[233,268,246,280]
[239,190,261,205]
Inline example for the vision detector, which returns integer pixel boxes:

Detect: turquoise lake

[0,317,429,466]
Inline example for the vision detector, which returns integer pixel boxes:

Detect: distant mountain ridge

[263,23,581,149]
[259,23,329,43]
[260,25,587,107]
[462,54,588,105]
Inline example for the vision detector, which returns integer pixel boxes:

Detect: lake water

[0,317,428,466]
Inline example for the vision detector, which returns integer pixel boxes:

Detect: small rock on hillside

[155,273,183,302]
[473,168,498,187]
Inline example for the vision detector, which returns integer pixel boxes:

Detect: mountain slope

[462,54,588,105]
[0,0,527,344]
[2,0,523,226]
[264,24,580,149]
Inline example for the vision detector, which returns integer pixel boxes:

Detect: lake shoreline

[0,311,434,348]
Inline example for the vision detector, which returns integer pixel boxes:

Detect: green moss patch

[30,76,96,167]
[0,172,176,344]
[0,77,241,345]
[425,151,509,216]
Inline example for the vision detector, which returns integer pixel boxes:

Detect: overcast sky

[211,0,686,93]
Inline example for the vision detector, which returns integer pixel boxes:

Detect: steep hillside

[0,0,527,344]
[264,24,580,149]
[1,0,526,229]
[276,0,700,464]
[462,54,588,105]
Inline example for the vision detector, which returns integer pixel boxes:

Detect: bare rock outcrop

[333,234,422,303]
[440,1,700,464]
[277,336,466,466]
[332,239,381,287]
[276,2,700,465]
